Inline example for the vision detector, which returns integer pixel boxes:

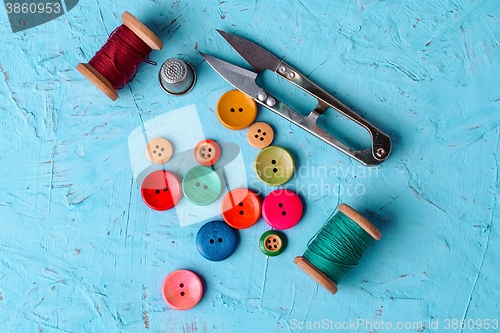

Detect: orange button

[221,188,261,229]
[146,138,173,164]
[194,140,220,166]
[217,90,257,130]
[247,122,274,149]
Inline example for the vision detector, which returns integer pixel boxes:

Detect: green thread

[303,211,375,284]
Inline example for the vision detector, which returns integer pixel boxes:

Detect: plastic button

[259,230,286,256]
[247,122,274,149]
[221,188,261,229]
[182,166,222,206]
[217,90,257,130]
[196,221,237,261]
[254,146,295,186]
[162,270,203,310]
[141,170,182,211]
[146,138,173,164]
[262,189,303,230]
[194,140,220,166]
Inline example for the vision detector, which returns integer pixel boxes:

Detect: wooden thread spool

[294,203,381,295]
[76,12,163,101]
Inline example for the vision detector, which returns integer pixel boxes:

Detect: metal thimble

[159,59,196,95]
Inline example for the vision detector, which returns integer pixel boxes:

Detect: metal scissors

[200,30,392,166]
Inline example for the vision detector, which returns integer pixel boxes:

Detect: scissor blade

[200,52,262,98]
[216,30,281,73]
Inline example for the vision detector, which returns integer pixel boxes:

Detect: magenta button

[262,189,303,230]
[162,270,203,310]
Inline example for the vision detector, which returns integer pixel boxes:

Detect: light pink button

[162,270,203,310]
[262,189,303,230]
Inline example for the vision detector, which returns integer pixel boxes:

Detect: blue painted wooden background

[1,0,499,332]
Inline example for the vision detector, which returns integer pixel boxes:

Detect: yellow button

[146,138,173,164]
[247,122,274,149]
[217,90,257,130]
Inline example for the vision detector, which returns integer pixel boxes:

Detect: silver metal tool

[200,30,392,166]
[159,59,196,95]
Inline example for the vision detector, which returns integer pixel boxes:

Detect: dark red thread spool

[77,12,163,101]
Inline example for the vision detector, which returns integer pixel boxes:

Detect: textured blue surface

[0,0,499,332]
[196,221,237,262]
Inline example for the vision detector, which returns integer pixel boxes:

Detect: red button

[141,170,182,211]
[194,140,221,166]
[221,188,261,229]
[262,189,303,230]
[162,270,203,310]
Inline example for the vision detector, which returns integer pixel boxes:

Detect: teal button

[182,166,222,206]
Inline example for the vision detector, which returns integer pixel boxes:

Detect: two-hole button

[217,90,257,130]
[141,170,182,211]
[262,189,303,230]
[196,221,237,261]
[162,270,203,310]
[221,188,261,229]
[182,166,222,206]
[254,146,295,186]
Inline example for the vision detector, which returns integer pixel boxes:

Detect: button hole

[210,239,214,244]
[208,148,212,152]
[239,108,243,112]
[271,160,276,164]
[255,135,259,138]
[260,138,264,141]
[155,190,160,194]
[273,168,278,173]
[196,182,200,187]
[238,202,243,207]
[274,245,278,248]
[218,238,223,243]
[231,108,235,112]
[180,291,185,296]
[179,283,184,288]
[203,185,208,190]
[164,187,168,192]
[207,154,211,158]
[257,129,261,133]
[278,203,283,208]
[239,210,244,215]
[273,239,276,242]
[262,132,266,136]
[282,211,286,216]
[161,148,165,151]
[156,145,159,149]
[153,150,157,154]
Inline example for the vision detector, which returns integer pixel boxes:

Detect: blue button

[196,221,237,261]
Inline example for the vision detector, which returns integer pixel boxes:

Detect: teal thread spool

[294,203,382,295]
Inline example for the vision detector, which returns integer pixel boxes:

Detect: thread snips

[200,30,392,166]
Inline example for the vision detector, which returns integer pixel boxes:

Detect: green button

[254,146,295,186]
[259,230,287,256]
[182,166,222,206]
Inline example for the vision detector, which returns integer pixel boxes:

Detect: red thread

[89,25,155,90]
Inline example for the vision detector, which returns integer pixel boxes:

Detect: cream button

[146,138,173,164]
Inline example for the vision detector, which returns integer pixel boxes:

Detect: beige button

[264,234,283,253]
[146,138,173,164]
[247,122,274,149]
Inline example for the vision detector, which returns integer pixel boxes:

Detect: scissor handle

[255,88,389,166]
[273,61,391,164]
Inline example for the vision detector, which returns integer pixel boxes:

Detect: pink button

[262,189,303,230]
[162,270,203,310]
